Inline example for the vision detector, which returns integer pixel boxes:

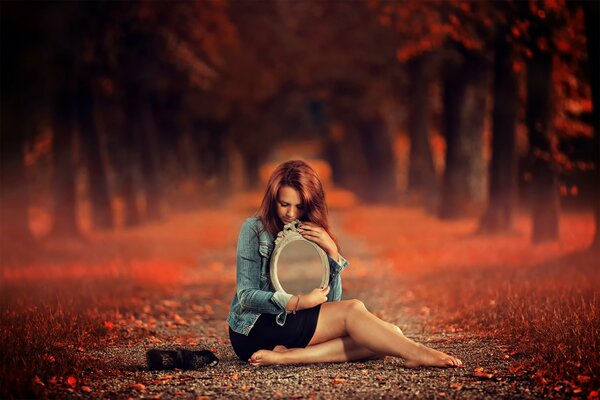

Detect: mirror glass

[275,239,325,295]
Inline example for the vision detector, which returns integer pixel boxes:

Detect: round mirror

[270,221,329,295]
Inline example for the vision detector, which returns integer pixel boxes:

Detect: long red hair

[257,160,339,250]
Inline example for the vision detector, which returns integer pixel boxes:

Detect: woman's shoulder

[240,216,272,241]
[241,216,263,230]
[239,216,265,236]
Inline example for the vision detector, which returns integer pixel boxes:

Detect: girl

[227,160,462,367]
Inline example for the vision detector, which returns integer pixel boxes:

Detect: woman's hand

[303,286,330,308]
[299,222,339,260]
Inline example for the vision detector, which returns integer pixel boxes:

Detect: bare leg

[250,300,462,367]
[250,336,381,366]
[251,322,403,366]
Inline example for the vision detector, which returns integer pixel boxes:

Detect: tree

[0,2,41,245]
[406,55,438,206]
[76,72,114,230]
[439,45,488,219]
[370,1,491,214]
[479,16,519,233]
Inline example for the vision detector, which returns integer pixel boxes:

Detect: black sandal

[146,349,180,371]
[146,348,219,371]
[178,349,219,370]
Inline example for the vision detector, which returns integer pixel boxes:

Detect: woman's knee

[345,299,367,313]
[388,323,403,335]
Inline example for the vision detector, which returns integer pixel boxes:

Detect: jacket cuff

[329,254,349,275]
[271,291,293,312]
[271,291,293,326]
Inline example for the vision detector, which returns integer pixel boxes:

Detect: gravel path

[60,214,542,399]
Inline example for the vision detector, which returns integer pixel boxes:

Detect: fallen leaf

[104,321,115,330]
[66,376,77,388]
[162,300,181,309]
[242,385,251,391]
[331,378,346,384]
[508,364,526,375]
[81,386,92,393]
[148,336,162,344]
[587,390,598,400]
[42,354,55,363]
[450,383,463,390]
[33,376,45,387]
[473,367,494,379]
[577,375,591,384]
[231,373,239,380]
[172,313,188,325]
[130,383,146,392]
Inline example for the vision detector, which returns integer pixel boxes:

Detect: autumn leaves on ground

[1,205,598,399]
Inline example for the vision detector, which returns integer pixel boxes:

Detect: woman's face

[276,185,305,225]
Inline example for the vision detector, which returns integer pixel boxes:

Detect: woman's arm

[284,287,331,312]
[235,219,292,315]
[298,221,349,302]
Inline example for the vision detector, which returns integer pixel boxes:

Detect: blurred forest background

[1,1,600,399]
[1,0,598,249]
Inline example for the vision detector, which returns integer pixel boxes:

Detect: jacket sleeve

[235,219,291,325]
[327,254,349,302]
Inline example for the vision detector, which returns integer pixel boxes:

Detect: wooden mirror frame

[269,220,329,295]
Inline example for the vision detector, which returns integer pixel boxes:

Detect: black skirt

[229,305,322,362]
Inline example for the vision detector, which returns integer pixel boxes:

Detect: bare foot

[403,343,463,368]
[248,349,287,366]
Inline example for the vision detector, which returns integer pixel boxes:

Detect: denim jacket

[227,216,350,336]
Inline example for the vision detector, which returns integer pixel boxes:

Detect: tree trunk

[137,101,163,221]
[325,119,370,199]
[194,119,231,196]
[110,94,141,227]
[76,78,113,229]
[0,106,32,244]
[51,87,79,236]
[195,119,228,183]
[357,117,397,203]
[241,150,262,190]
[479,25,518,233]
[439,50,488,219]
[407,55,437,206]
[527,49,559,243]
[583,1,600,250]
[0,5,35,245]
